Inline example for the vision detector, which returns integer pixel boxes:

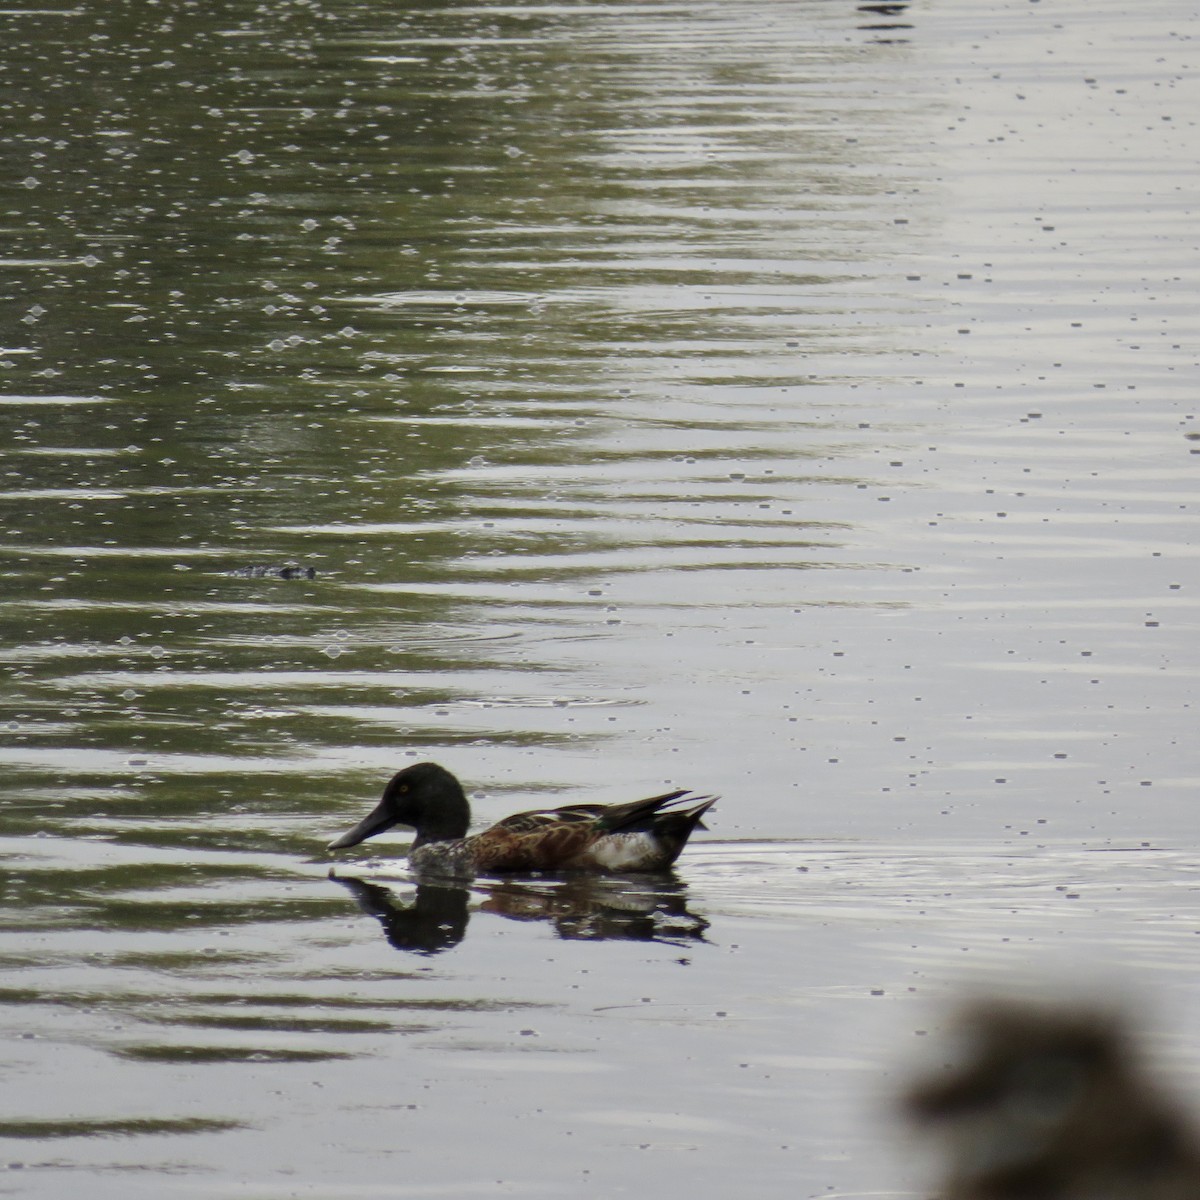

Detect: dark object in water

[228,564,316,580]
[903,997,1200,1200]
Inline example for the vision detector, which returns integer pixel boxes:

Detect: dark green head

[327,762,471,850]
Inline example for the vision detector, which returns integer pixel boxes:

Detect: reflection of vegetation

[0,985,542,1016]
[0,1117,244,1139]
[0,859,346,933]
[148,1012,397,1034]
[116,1045,352,1064]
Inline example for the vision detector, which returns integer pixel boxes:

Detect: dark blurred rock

[903,997,1200,1200]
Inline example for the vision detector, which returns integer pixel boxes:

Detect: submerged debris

[227,564,316,580]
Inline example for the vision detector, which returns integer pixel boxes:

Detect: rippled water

[2,0,1199,1195]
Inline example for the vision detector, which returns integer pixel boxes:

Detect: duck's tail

[598,791,718,864]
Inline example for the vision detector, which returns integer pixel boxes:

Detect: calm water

[3,0,1199,1195]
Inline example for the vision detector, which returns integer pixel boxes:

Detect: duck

[902,997,1200,1200]
[326,761,716,877]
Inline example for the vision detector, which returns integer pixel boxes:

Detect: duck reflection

[482,873,709,945]
[333,876,470,955]
[330,872,708,955]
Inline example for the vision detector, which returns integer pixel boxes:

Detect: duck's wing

[459,803,601,872]
[467,820,596,872]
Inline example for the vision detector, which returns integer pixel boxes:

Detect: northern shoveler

[903,997,1200,1200]
[326,761,716,876]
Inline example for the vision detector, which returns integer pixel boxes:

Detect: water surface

[2,0,1199,1195]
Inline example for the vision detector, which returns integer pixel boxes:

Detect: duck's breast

[410,840,476,876]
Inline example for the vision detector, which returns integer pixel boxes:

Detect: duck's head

[327,762,471,850]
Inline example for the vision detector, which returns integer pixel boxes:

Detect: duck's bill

[327,800,400,850]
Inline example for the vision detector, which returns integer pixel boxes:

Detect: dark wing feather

[490,804,603,838]
[594,789,696,833]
